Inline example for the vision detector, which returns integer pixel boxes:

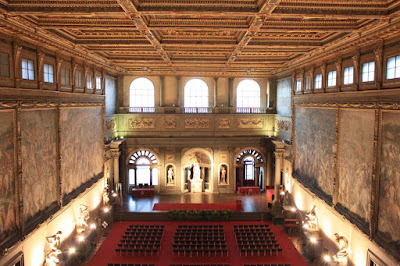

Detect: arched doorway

[127,150,159,192]
[235,149,266,191]
[181,149,212,193]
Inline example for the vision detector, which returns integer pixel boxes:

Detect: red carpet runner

[153,203,240,211]
[89,221,307,266]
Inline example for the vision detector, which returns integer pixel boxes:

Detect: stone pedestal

[191,179,203,192]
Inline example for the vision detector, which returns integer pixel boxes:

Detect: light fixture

[90,223,96,230]
[112,192,118,197]
[78,235,85,242]
[291,207,296,212]
[280,191,285,196]
[68,247,76,254]
[310,237,317,244]
[104,207,109,213]
[324,254,331,262]
[120,136,124,139]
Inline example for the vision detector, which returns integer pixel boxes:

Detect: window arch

[129,77,155,112]
[236,79,261,113]
[184,78,209,113]
[128,150,158,187]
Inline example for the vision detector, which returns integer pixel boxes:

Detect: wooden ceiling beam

[117,0,172,67]
[224,0,281,67]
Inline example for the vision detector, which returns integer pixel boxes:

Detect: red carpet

[89,221,307,266]
[153,203,241,211]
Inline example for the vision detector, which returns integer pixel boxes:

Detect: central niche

[181,150,212,192]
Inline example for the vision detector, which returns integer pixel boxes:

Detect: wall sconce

[76,204,89,234]
[45,231,62,266]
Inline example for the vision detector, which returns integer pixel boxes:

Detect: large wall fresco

[294,107,336,198]
[338,110,374,222]
[61,107,103,196]
[276,77,292,117]
[378,111,400,243]
[0,111,17,244]
[21,109,58,222]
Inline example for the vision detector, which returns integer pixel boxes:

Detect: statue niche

[166,165,175,185]
[219,165,227,184]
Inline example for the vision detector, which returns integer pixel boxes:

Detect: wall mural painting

[294,107,336,198]
[338,110,374,223]
[378,111,400,243]
[61,107,103,196]
[21,110,58,222]
[0,111,17,243]
[276,77,292,117]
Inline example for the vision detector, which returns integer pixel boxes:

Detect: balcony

[119,106,274,114]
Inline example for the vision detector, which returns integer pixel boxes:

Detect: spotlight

[120,136,124,139]
[90,223,96,230]
[291,207,296,212]
[303,224,309,229]
[112,193,118,197]
[310,237,317,244]
[69,247,76,254]
[78,235,85,242]
[324,254,331,262]
[280,191,285,196]
[104,207,109,213]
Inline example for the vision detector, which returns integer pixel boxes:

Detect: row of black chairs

[173,225,227,257]
[234,224,281,257]
[171,264,229,266]
[128,225,164,228]
[115,248,160,256]
[177,225,223,229]
[244,264,290,266]
[234,224,269,229]
[120,239,161,245]
[108,264,154,266]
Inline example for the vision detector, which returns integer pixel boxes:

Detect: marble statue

[45,231,62,266]
[304,205,318,230]
[167,167,174,184]
[193,163,201,180]
[220,166,227,183]
[333,233,349,265]
[76,204,89,233]
[103,187,109,205]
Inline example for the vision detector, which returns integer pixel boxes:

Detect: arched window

[129,77,155,112]
[184,78,209,113]
[236,79,261,113]
[128,150,158,187]
[244,156,255,180]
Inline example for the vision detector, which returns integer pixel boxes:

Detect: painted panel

[294,107,336,198]
[21,109,58,222]
[0,111,17,243]
[378,111,400,242]
[276,77,292,117]
[61,107,103,196]
[338,110,374,222]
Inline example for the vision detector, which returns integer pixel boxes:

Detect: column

[160,76,164,107]
[214,77,218,107]
[266,150,273,185]
[177,76,181,107]
[274,151,283,203]
[111,150,121,190]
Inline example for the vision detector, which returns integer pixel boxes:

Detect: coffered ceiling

[1,0,400,77]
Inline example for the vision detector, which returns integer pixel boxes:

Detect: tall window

[75,70,82,87]
[60,68,70,85]
[296,78,302,91]
[96,75,102,90]
[305,76,311,90]
[387,55,400,79]
[343,66,354,85]
[0,52,9,77]
[327,70,336,87]
[22,58,34,80]
[136,157,151,185]
[362,61,375,82]
[128,150,158,187]
[129,77,155,112]
[244,156,255,180]
[236,79,261,109]
[184,78,209,112]
[87,72,93,89]
[44,64,54,83]
[315,74,322,89]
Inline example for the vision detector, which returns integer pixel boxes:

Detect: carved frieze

[238,118,263,129]
[184,118,209,129]
[164,117,177,129]
[128,118,155,129]
[218,118,230,129]
[277,120,291,132]
[105,119,116,131]
[166,153,175,162]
